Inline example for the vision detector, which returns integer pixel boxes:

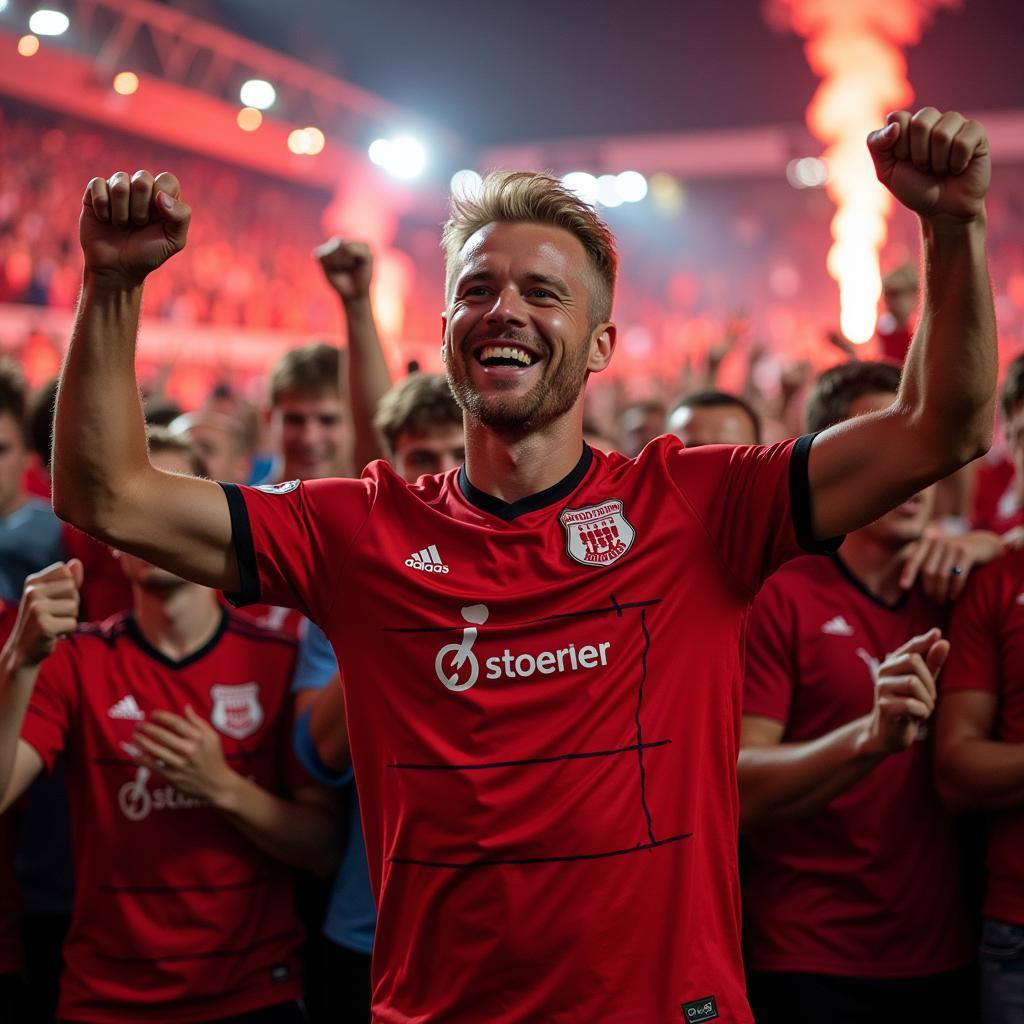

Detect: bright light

[236,107,263,132]
[649,173,685,215]
[112,71,139,96]
[786,156,829,189]
[368,136,426,179]
[450,169,483,200]
[303,127,326,155]
[561,172,598,206]
[239,79,275,110]
[616,171,648,203]
[0,1,9,13]
[288,129,310,155]
[596,174,623,208]
[28,9,68,35]
[17,34,40,56]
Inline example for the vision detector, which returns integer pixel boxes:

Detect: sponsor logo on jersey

[560,499,635,566]
[210,683,263,740]
[434,604,612,692]
[107,695,145,721]
[406,544,450,574]
[255,479,300,495]
[117,765,202,821]
[681,996,719,1022]
[821,615,855,636]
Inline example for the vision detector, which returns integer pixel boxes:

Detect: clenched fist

[80,170,190,287]
[314,238,373,303]
[867,108,990,226]
[10,560,83,666]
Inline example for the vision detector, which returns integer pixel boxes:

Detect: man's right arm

[52,170,238,591]
[740,628,947,830]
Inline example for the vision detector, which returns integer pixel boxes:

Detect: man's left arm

[808,108,996,541]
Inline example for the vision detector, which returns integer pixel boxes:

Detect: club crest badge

[210,683,263,740]
[560,499,635,567]
[255,479,300,495]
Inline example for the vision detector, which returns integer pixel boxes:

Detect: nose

[485,286,528,330]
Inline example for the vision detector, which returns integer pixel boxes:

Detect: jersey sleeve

[291,622,339,694]
[661,433,842,596]
[19,636,80,772]
[942,561,1004,697]
[743,574,799,725]
[220,475,376,627]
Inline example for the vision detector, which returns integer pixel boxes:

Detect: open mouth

[472,342,542,369]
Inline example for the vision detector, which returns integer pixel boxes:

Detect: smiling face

[442,221,614,434]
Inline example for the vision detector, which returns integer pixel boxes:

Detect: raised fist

[314,238,373,303]
[10,560,83,666]
[867,108,990,226]
[861,627,948,756]
[80,170,191,286]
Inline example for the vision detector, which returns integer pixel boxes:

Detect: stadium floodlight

[28,9,69,35]
[368,136,427,180]
[450,169,483,200]
[561,172,599,206]
[17,34,40,56]
[615,171,648,203]
[113,71,139,96]
[236,107,262,132]
[239,79,276,111]
[596,174,623,208]
[786,157,829,189]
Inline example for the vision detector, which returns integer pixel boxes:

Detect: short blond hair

[441,171,618,324]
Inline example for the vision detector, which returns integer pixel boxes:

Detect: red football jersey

[0,598,21,976]
[223,435,835,1023]
[19,607,305,1022]
[742,555,971,977]
[942,549,1024,926]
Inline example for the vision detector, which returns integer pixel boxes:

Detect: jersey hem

[789,433,845,555]
[219,482,260,607]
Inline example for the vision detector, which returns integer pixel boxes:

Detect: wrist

[342,294,374,319]
[853,717,890,762]
[208,768,243,812]
[920,210,988,240]
[83,269,145,297]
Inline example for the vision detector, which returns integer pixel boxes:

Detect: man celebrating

[53,108,994,1022]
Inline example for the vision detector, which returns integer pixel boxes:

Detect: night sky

[202,0,1023,144]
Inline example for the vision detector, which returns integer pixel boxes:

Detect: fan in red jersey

[0,597,22,1021]
[739,360,1005,1024]
[0,434,338,1024]
[936,548,1024,1023]
[54,107,996,1023]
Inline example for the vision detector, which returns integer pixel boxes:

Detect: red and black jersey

[223,435,836,1023]
[942,549,1024,926]
[19,606,305,1023]
[742,555,971,977]
[0,598,21,976]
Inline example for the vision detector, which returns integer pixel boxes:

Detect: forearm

[53,275,151,532]
[739,716,884,830]
[901,218,996,469]
[212,772,340,874]
[936,738,1024,810]
[0,647,40,810]
[345,296,393,471]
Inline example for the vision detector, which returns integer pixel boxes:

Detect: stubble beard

[446,330,591,434]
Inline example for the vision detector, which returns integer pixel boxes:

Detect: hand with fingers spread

[314,237,374,304]
[133,706,236,805]
[867,108,990,226]
[9,560,83,667]
[860,628,949,757]
[898,528,1006,603]
[80,170,191,287]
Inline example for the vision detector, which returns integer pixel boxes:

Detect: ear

[440,310,452,363]
[587,322,617,375]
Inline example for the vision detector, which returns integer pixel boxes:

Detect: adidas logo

[822,615,854,637]
[405,544,450,575]
[108,695,145,721]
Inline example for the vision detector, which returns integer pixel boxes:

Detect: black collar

[458,444,594,522]
[831,554,908,612]
[126,607,228,669]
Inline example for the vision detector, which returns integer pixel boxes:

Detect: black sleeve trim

[219,483,261,607]
[788,433,845,555]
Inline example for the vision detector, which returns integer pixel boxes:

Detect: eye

[460,286,491,298]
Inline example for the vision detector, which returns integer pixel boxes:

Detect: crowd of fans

[1,102,1024,1024]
